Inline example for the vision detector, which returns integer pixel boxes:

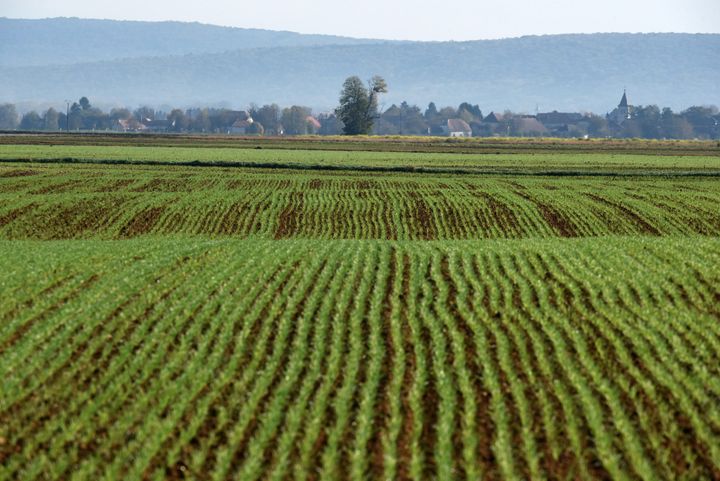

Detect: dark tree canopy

[0,103,19,130]
[281,105,312,135]
[43,108,60,131]
[134,106,155,122]
[425,102,438,121]
[336,75,387,135]
[167,109,189,132]
[20,111,43,131]
[250,104,281,135]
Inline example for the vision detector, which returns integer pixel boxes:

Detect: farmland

[0,135,719,480]
[1,162,720,241]
[2,143,720,175]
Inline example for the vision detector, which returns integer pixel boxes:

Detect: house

[143,119,172,132]
[428,124,447,136]
[483,112,502,124]
[513,116,549,137]
[473,112,506,137]
[113,118,146,133]
[536,111,587,136]
[229,119,254,134]
[537,111,584,129]
[306,116,322,134]
[226,111,254,134]
[446,118,472,137]
[607,90,632,126]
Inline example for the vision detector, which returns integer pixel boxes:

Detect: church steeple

[619,90,628,108]
[608,89,632,126]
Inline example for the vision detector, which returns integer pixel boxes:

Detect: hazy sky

[3,0,719,40]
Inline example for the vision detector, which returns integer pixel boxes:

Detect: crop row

[1,163,719,240]
[2,144,720,173]
[1,237,719,480]
[3,134,719,156]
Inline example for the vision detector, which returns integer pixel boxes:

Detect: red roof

[447,118,471,132]
[306,116,321,129]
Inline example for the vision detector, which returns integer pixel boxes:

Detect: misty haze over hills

[0,17,383,67]
[1,18,718,113]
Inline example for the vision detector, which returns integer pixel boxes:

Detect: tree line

[1,80,718,139]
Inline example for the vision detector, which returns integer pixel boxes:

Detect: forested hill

[0,17,382,67]
[1,18,718,113]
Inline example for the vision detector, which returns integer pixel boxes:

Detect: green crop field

[1,161,720,241]
[1,135,719,480]
[2,144,720,174]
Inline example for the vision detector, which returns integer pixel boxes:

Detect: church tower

[620,90,628,106]
[608,90,632,126]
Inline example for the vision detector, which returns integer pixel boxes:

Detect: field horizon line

[4,157,720,178]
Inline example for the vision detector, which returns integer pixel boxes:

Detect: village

[119,92,688,138]
[3,91,719,139]
[109,91,720,139]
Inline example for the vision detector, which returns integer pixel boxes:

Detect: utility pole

[65,100,70,132]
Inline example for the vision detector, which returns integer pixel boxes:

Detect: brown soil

[537,203,578,237]
[396,254,417,481]
[223,259,329,478]
[440,256,498,479]
[31,180,81,195]
[131,179,188,192]
[475,192,521,237]
[120,206,166,237]
[0,169,39,178]
[0,203,37,228]
[586,194,661,235]
[408,193,436,240]
[513,189,577,237]
[368,247,397,477]
[92,179,136,193]
[274,192,304,239]
[0,274,99,355]
[216,202,247,236]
